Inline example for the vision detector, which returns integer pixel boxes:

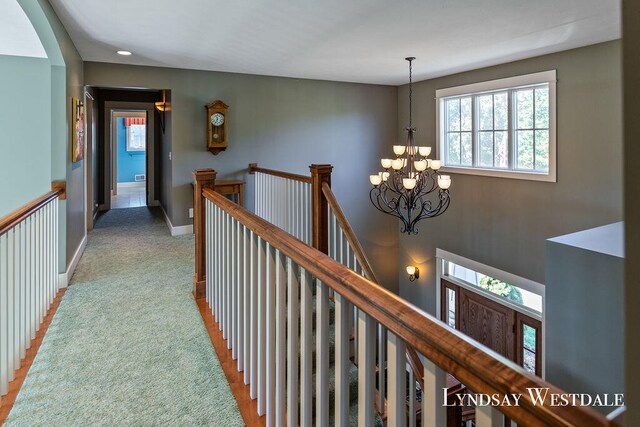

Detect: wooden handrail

[249,162,313,184]
[203,187,612,427]
[321,182,378,282]
[0,188,62,236]
[322,182,426,392]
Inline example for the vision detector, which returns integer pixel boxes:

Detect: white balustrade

[253,172,312,245]
[0,195,60,404]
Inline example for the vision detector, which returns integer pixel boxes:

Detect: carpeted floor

[4,207,244,426]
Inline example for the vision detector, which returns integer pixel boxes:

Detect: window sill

[441,165,557,182]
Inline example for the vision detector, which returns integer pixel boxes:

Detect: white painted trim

[160,204,193,236]
[58,234,87,288]
[436,248,545,298]
[117,181,145,188]
[435,70,557,98]
[435,70,557,183]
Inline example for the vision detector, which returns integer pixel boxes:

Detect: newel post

[193,168,217,299]
[310,164,333,255]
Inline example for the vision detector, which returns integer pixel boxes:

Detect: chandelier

[369,57,451,235]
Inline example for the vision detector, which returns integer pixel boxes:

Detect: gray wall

[0,55,52,218]
[397,41,623,314]
[546,225,624,412]
[84,62,400,291]
[623,0,640,423]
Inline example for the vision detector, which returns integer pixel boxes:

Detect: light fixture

[406,265,419,282]
[117,50,132,56]
[369,57,451,234]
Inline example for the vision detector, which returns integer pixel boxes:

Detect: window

[126,124,146,152]
[437,70,556,181]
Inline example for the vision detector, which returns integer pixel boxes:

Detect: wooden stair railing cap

[0,185,64,236]
[248,162,312,183]
[202,187,613,427]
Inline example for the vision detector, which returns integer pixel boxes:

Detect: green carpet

[5,207,244,427]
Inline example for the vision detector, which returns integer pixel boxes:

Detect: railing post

[310,164,333,254]
[193,168,217,299]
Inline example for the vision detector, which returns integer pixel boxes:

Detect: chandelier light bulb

[438,175,451,189]
[393,145,406,156]
[382,171,390,181]
[419,146,432,157]
[381,158,392,169]
[370,174,382,186]
[430,160,442,170]
[403,178,417,190]
[391,159,404,170]
[414,159,428,171]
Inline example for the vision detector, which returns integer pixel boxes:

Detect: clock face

[211,112,225,126]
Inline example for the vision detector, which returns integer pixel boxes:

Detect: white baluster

[237,220,243,370]
[422,359,446,427]
[243,224,250,381]
[387,332,407,427]
[316,279,330,427]
[266,244,277,426]
[1,231,8,395]
[257,236,266,414]
[378,326,387,415]
[358,310,376,427]
[335,292,351,427]
[7,228,15,380]
[250,231,259,398]
[287,258,299,427]
[231,217,237,358]
[275,250,286,426]
[300,268,313,426]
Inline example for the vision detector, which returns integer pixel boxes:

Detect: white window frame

[436,70,557,182]
[435,248,546,377]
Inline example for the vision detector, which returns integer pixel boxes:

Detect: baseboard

[160,204,193,236]
[117,181,145,188]
[58,234,87,288]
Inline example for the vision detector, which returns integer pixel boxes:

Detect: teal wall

[116,118,145,183]
[0,55,52,218]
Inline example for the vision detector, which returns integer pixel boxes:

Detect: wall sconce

[155,100,169,133]
[406,265,419,282]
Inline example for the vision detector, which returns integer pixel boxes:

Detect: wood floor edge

[0,288,67,425]
[197,299,265,427]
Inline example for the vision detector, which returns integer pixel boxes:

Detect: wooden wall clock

[206,100,228,155]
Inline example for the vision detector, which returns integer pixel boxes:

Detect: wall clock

[206,100,229,155]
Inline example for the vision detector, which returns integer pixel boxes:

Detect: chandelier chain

[409,58,413,128]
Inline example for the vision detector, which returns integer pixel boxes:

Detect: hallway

[4,208,243,426]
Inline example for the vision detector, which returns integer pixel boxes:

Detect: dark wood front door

[459,286,515,360]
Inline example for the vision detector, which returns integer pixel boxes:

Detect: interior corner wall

[83,63,400,292]
[623,0,640,422]
[397,40,623,314]
[159,90,173,220]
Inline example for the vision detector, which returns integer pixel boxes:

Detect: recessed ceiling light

[117,50,132,56]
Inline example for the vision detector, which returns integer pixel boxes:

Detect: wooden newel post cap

[248,163,258,174]
[309,164,333,175]
[193,168,217,182]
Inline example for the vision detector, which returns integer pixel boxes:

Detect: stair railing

[0,183,65,405]
[195,167,613,427]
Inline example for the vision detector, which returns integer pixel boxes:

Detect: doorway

[102,101,157,211]
[111,111,147,209]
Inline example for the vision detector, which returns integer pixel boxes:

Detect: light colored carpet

[5,207,244,427]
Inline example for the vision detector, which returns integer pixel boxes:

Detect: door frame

[111,110,146,196]
[103,101,157,210]
[436,248,546,377]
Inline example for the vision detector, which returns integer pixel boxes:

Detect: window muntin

[437,71,556,181]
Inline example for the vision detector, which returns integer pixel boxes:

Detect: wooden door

[458,286,516,361]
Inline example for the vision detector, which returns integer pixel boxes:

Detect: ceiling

[50,0,620,85]
[1,0,47,58]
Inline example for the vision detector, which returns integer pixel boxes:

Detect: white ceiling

[0,0,47,58]
[50,0,620,85]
